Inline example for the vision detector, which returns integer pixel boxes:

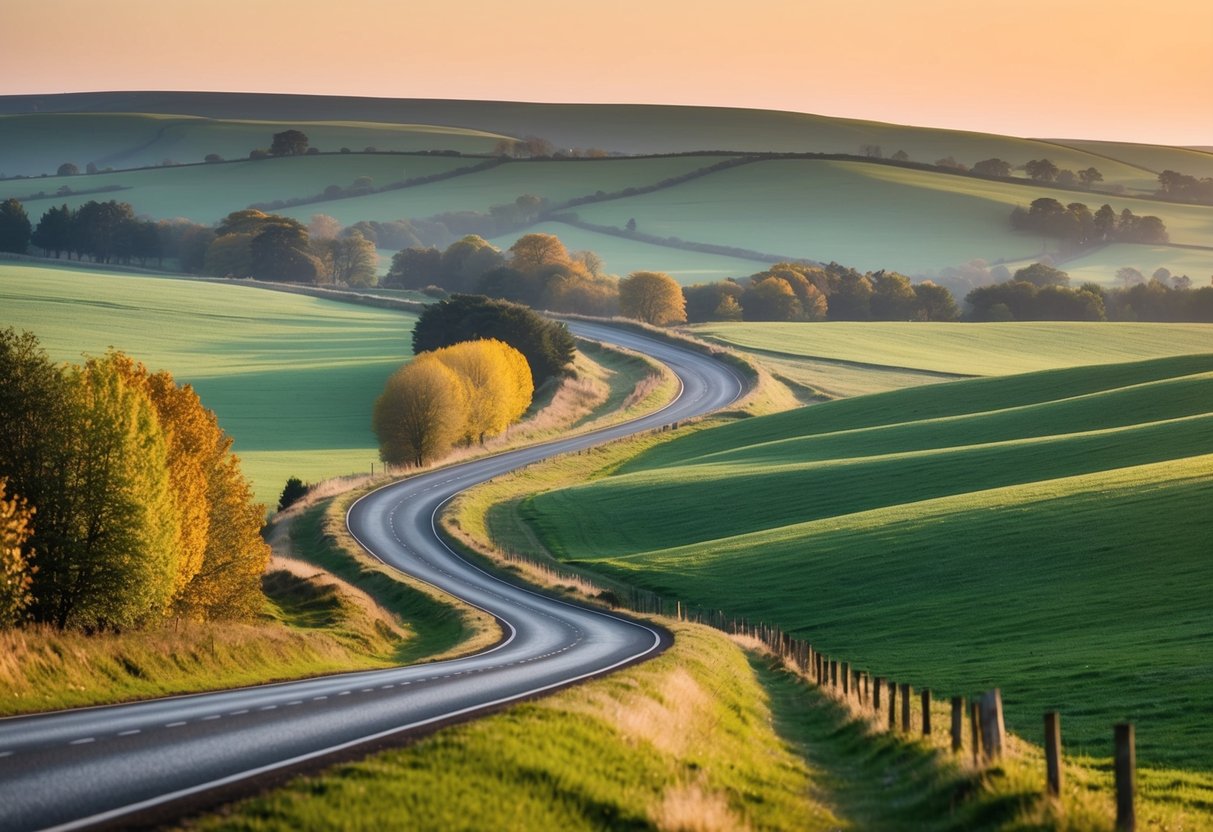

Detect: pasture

[522,355,1213,768]
[0,262,415,506]
[571,159,1213,277]
[692,321,1213,376]
[0,112,509,177]
[0,153,476,225]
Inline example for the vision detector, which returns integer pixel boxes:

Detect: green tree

[0,480,36,627]
[619,271,687,326]
[269,130,309,157]
[912,281,959,321]
[683,281,744,323]
[385,246,443,288]
[57,162,79,176]
[31,204,73,258]
[869,271,919,320]
[250,220,323,283]
[1024,159,1060,182]
[412,295,575,385]
[278,477,310,512]
[1013,262,1070,287]
[1078,167,1103,187]
[0,199,32,254]
[972,158,1012,178]
[326,231,378,286]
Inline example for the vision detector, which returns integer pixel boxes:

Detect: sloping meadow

[523,353,1213,770]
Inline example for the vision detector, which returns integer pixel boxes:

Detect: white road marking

[258,706,277,712]
[70,737,95,745]
[166,722,187,728]
[229,709,249,716]
[202,715,221,721]
[117,730,141,736]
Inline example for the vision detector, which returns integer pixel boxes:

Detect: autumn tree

[373,357,469,467]
[432,340,533,444]
[307,214,342,240]
[619,271,687,326]
[412,295,575,384]
[913,281,960,321]
[0,480,35,627]
[742,276,801,321]
[869,271,919,320]
[509,233,570,273]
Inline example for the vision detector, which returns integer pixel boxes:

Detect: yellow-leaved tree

[0,479,35,627]
[432,339,534,445]
[619,271,687,326]
[108,353,270,619]
[373,356,470,467]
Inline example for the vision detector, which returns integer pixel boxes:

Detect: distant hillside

[0,91,1176,191]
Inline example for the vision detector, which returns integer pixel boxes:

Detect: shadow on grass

[753,657,1046,832]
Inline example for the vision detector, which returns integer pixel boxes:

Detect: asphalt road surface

[0,321,746,832]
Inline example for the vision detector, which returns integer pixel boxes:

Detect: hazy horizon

[3,0,1210,146]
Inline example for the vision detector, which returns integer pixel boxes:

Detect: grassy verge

[180,623,840,832]
[0,566,406,716]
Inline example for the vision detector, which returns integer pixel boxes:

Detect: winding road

[0,322,745,832]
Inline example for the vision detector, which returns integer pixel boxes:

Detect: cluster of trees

[387,232,621,317]
[412,294,575,385]
[1021,159,1106,189]
[373,339,533,467]
[1,198,184,265]
[1010,198,1168,246]
[202,209,377,286]
[965,263,1213,322]
[682,262,959,323]
[1157,170,1213,204]
[0,329,270,630]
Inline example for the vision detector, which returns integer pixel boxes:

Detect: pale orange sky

[3,0,1211,145]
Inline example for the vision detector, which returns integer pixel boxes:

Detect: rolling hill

[5,93,1213,284]
[520,352,1213,768]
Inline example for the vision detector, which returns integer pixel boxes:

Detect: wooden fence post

[980,689,1005,760]
[841,662,850,697]
[1044,712,1063,799]
[1115,723,1135,831]
[861,673,869,706]
[970,700,983,764]
[888,682,897,730]
[830,660,838,690]
[921,689,932,736]
[951,696,963,752]
[873,677,884,712]
[900,683,912,732]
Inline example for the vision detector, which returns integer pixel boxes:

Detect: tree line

[0,329,270,630]
[373,338,533,467]
[965,263,1213,322]
[1010,197,1168,248]
[682,262,959,323]
[1157,170,1213,204]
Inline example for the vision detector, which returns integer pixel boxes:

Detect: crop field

[0,262,415,506]
[0,112,510,177]
[522,355,1213,769]
[0,154,476,224]
[693,321,1213,376]
[571,159,1213,276]
[275,155,735,227]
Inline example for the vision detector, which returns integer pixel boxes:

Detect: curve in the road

[0,322,746,832]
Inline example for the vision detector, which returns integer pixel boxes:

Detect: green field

[1045,244,1213,287]
[571,159,1213,278]
[0,154,476,225]
[692,321,1213,376]
[491,220,766,280]
[0,112,509,177]
[0,262,414,506]
[1057,139,1213,183]
[275,156,733,227]
[522,354,1213,769]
